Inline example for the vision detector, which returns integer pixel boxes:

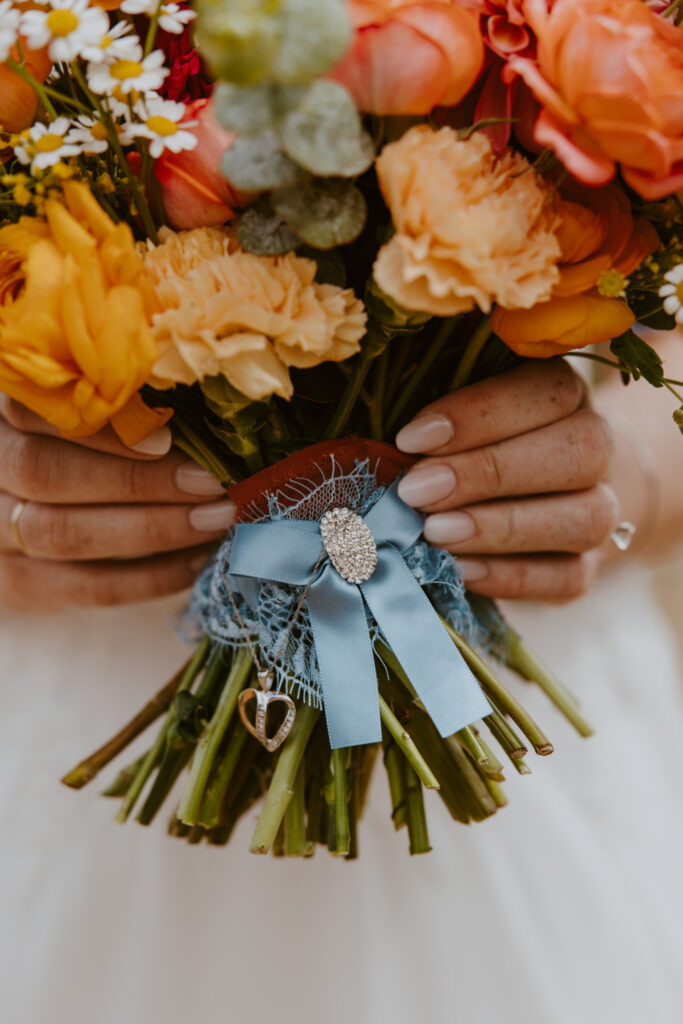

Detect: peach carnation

[143,228,367,402]
[373,126,561,317]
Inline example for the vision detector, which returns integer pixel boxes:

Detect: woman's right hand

[0,399,236,612]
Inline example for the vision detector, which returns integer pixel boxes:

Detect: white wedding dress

[2,562,683,1024]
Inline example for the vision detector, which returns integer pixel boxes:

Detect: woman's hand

[396,359,620,602]
[0,398,235,612]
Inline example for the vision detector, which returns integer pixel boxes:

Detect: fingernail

[175,462,226,497]
[424,511,475,545]
[397,464,455,507]
[396,414,453,453]
[189,499,237,533]
[457,558,488,582]
[129,426,172,456]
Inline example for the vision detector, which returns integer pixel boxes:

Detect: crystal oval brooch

[320,507,378,584]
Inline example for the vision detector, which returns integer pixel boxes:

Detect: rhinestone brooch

[320,507,378,584]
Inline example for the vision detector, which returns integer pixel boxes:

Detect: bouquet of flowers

[3,0,683,857]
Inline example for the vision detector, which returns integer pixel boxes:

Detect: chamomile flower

[125,98,197,158]
[80,20,140,64]
[14,118,80,174]
[21,0,108,64]
[120,0,195,34]
[67,116,110,154]
[659,264,683,324]
[87,47,167,96]
[0,1,20,63]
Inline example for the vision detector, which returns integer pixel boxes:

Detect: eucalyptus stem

[403,762,431,854]
[505,630,594,737]
[386,317,460,432]
[177,648,253,825]
[449,314,492,391]
[250,702,319,853]
[326,324,388,439]
[331,748,351,857]
[379,695,439,790]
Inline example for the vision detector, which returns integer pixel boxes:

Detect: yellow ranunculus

[0,180,159,439]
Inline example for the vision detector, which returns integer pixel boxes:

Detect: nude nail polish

[129,426,172,456]
[396,414,453,453]
[397,464,455,507]
[175,463,226,497]
[189,500,237,533]
[424,511,475,545]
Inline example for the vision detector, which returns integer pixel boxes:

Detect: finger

[397,408,613,514]
[456,552,600,603]
[0,421,225,505]
[0,395,172,460]
[0,547,214,612]
[0,493,236,560]
[395,359,585,455]
[423,485,619,556]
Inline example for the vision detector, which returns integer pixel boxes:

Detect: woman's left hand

[395,358,619,602]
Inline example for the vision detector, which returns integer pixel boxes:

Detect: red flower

[157,16,212,104]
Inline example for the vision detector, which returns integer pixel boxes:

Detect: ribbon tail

[307,567,381,749]
[362,547,491,737]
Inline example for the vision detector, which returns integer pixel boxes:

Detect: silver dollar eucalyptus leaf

[320,507,378,585]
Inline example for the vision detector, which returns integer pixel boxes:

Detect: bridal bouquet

[3,0,683,857]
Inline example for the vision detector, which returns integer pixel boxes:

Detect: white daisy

[125,98,197,158]
[0,1,20,63]
[14,117,80,173]
[87,47,167,96]
[659,264,683,324]
[120,0,195,35]
[67,115,110,154]
[80,20,140,64]
[21,0,108,64]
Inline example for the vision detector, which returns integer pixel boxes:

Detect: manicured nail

[397,464,455,507]
[396,414,453,453]
[457,558,488,582]
[175,462,226,497]
[129,426,173,456]
[189,499,236,533]
[424,511,475,545]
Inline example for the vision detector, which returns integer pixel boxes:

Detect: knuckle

[578,411,613,482]
[549,358,585,412]
[7,435,54,499]
[501,558,532,600]
[585,485,619,546]
[0,397,31,431]
[497,503,523,551]
[38,507,85,559]
[478,446,505,497]
[123,459,154,502]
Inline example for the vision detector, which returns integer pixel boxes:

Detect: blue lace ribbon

[229,479,491,748]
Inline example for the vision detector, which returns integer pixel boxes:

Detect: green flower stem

[177,648,253,825]
[382,730,407,829]
[511,756,532,776]
[449,314,492,391]
[137,747,193,826]
[168,815,191,839]
[354,743,379,820]
[250,702,320,854]
[472,731,505,780]
[385,317,460,433]
[482,774,508,808]
[505,629,594,738]
[485,710,527,761]
[171,416,237,485]
[369,345,390,440]
[331,748,351,857]
[403,762,431,855]
[61,648,204,790]
[383,332,414,411]
[326,323,388,439]
[379,695,439,790]
[6,57,57,119]
[441,618,554,755]
[197,724,249,827]
[457,725,489,767]
[284,757,314,856]
[101,753,148,798]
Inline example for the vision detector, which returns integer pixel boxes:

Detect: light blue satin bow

[228,480,491,749]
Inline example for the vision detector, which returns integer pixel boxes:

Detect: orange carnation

[492,183,660,357]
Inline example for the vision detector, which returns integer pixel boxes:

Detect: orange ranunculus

[491,182,660,357]
[506,0,683,199]
[0,181,160,440]
[153,98,249,230]
[326,0,484,115]
[0,43,52,134]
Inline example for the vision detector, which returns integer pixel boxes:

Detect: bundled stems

[332,748,351,856]
[326,323,389,439]
[505,629,594,737]
[404,762,431,854]
[379,695,439,790]
[449,314,492,391]
[385,317,460,432]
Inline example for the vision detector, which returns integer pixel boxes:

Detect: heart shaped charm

[320,507,377,585]
[238,688,297,752]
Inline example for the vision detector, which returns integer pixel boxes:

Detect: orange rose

[506,0,683,199]
[492,183,660,357]
[0,43,52,135]
[327,0,484,115]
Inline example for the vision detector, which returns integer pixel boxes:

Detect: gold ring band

[9,500,30,556]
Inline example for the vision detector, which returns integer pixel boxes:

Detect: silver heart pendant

[238,688,297,752]
[320,507,377,585]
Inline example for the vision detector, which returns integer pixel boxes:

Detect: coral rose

[373,126,560,316]
[492,182,660,357]
[327,0,484,115]
[1,40,52,134]
[506,0,683,199]
[143,227,367,402]
[0,181,157,438]
[154,99,248,230]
